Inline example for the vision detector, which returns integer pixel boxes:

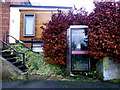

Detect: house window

[24,14,35,36]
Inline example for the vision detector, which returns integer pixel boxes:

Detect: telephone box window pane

[24,14,35,36]
[72,54,89,71]
[71,29,88,51]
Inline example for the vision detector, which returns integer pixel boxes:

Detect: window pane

[71,29,88,51]
[24,14,35,36]
[72,54,89,71]
[25,16,34,35]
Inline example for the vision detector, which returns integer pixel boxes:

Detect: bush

[41,9,88,65]
[11,43,63,75]
[42,2,120,65]
[88,2,120,63]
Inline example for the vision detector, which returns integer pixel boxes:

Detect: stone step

[2,47,8,50]
[18,65,27,72]
[2,51,11,54]
[7,58,17,62]
[12,61,22,66]
[2,54,16,58]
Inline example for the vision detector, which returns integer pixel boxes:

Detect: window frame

[23,13,35,37]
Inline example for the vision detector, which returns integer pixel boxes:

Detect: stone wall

[0,55,27,80]
[96,57,120,80]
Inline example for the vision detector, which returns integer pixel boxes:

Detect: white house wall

[9,7,20,43]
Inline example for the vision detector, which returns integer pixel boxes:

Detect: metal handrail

[0,39,25,65]
[6,34,38,53]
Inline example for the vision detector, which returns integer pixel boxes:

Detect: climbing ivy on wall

[41,9,88,65]
[88,2,120,63]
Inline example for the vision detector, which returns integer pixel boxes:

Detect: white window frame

[23,13,35,36]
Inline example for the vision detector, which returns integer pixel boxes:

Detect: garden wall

[0,55,27,80]
[97,57,120,80]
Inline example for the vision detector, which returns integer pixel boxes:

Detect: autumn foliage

[42,2,120,65]
[88,2,120,63]
[41,9,88,65]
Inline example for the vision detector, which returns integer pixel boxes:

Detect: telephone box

[67,25,90,73]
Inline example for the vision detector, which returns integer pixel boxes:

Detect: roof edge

[10,5,72,9]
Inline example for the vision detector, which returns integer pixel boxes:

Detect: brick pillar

[1,2,10,42]
[0,3,2,40]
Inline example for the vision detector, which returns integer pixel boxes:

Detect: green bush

[11,43,63,75]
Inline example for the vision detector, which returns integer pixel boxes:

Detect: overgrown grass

[11,43,63,75]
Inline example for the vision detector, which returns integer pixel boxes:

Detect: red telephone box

[67,25,90,72]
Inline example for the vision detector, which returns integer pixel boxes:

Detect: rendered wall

[97,57,120,80]
[9,7,20,43]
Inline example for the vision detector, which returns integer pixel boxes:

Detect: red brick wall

[0,3,2,40]
[1,2,10,42]
[10,0,31,5]
[0,0,30,41]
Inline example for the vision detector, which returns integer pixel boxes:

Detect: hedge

[88,2,120,63]
[41,9,88,65]
[41,2,120,65]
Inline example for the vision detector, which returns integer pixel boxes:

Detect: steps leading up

[1,48,27,73]
[7,58,17,62]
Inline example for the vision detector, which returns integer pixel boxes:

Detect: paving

[2,80,120,89]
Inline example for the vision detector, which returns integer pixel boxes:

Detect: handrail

[6,34,38,53]
[0,39,25,65]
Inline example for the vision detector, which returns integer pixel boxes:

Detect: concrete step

[2,51,11,54]
[7,58,17,62]
[1,44,27,73]
[18,65,27,72]
[2,54,16,58]
[2,47,8,50]
[13,61,22,66]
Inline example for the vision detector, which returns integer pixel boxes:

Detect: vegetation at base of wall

[3,77,19,81]
[11,43,63,75]
[3,76,27,81]
[66,71,99,82]
[107,79,120,82]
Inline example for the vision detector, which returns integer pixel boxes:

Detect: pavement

[2,80,120,89]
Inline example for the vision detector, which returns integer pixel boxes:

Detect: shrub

[41,9,88,65]
[88,2,120,63]
[11,43,63,75]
